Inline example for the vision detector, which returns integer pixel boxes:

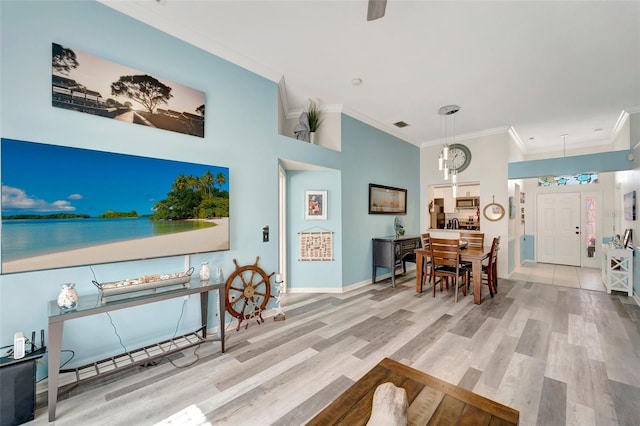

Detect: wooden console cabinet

[372,236,421,287]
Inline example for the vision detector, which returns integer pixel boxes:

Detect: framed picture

[1,138,229,274]
[369,184,407,215]
[52,42,205,138]
[305,190,327,220]
[624,190,636,221]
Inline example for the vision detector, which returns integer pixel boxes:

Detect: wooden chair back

[430,238,468,302]
[420,233,431,250]
[430,238,461,270]
[460,232,484,249]
[482,236,501,296]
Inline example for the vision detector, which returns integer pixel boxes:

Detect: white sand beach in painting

[2,218,229,274]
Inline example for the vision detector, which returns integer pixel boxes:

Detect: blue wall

[521,235,535,262]
[340,116,420,285]
[0,1,420,374]
[288,170,342,289]
[509,150,634,179]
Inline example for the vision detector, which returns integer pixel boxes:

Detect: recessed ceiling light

[529,137,535,140]
[351,78,363,86]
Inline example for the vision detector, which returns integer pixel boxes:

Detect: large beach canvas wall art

[1,139,230,274]
[52,42,205,138]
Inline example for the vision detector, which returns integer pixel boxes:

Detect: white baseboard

[285,266,415,294]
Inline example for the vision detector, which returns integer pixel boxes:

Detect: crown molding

[420,126,511,148]
[341,106,421,146]
[508,126,527,153]
[611,110,630,141]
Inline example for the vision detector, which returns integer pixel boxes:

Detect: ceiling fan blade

[367,0,387,21]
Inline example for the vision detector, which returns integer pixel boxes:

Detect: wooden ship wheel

[225,257,273,331]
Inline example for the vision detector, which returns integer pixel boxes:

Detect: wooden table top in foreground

[307,357,519,426]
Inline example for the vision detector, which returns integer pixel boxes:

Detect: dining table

[414,244,491,304]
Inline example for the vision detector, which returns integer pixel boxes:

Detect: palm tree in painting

[216,172,226,192]
[202,170,214,197]
[172,173,189,191]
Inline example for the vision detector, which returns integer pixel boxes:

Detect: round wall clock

[448,143,471,173]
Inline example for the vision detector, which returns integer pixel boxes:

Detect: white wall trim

[421,126,511,147]
[611,110,630,142]
[508,126,527,153]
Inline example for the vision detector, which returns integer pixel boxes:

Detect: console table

[601,244,633,296]
[47,280,225,421]
[372,236,421,287]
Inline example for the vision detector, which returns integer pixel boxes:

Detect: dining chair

[419,233,434,291]
[460,232,484,249]
[460,232,484,272]
[429,237,470,302]
[481,236,500,296]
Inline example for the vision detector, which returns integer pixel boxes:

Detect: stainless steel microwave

[456,197,479,208]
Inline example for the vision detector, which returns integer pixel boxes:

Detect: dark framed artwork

[369,184,407,215]
[1,138,229,274]
[52,42,205,137]
[624,190,636,221]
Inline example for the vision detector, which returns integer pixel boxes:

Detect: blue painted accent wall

[509,150,633,179]
[288,170,342,289]
[0,0,421,376]
[340,116,420,286]
[521,235,535,262]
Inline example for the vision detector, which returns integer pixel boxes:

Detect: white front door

[537,192,581,266]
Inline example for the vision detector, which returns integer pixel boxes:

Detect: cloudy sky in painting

[2,139,228,217]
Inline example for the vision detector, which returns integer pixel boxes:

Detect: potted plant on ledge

[306,99,321,144]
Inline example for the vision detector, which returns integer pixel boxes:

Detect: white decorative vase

[309,132,316,144]
[57,283,79,311]
[199,261,211,280]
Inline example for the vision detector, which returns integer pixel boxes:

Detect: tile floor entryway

[511,262,605,292]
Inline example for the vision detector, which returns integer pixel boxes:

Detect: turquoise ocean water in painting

[1,218,212,262]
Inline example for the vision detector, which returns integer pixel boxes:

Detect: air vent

[393,121,409,128]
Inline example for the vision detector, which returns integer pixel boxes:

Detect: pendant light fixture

[438,105,460,196]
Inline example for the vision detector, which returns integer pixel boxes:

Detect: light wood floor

[30,272,640,426]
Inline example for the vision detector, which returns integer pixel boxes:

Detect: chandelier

[437,105,460,198]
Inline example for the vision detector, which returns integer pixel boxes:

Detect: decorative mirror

[483,196,505,222]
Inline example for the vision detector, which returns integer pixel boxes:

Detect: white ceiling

[101,0,640,153]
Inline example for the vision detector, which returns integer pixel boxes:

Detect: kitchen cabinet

[434,187,455,213]
[459,185,480,197]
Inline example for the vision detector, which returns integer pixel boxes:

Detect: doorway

[537,192,581,266]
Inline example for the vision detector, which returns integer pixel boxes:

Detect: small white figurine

[274,274,286,321]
